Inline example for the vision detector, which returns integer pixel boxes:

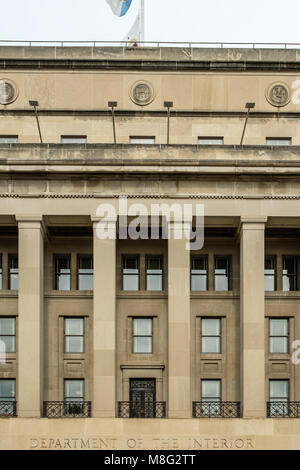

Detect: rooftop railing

[0,40,300,49]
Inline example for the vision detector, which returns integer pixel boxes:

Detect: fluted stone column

[17,216,45,417]
[168,220,191,418]
[92,217,117,417]
[239,217,267,418]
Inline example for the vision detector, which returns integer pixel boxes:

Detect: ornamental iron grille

[118,379,166,418]
[192,401,241,418]
[43,401,91,418]
[0,401,16,417]
[267,401,300,418]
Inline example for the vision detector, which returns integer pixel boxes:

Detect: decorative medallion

[0,79,18,105]
[266,82,290,107]
[130,81,155,106]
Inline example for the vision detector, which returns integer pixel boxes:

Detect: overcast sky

[0,0,299,45]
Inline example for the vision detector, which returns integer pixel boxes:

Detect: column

[168,220,191,418]
[239,217,267,418]
[92,217,117,417]
[17,216,44,417]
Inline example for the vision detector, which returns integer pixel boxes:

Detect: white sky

[0,0,299,45]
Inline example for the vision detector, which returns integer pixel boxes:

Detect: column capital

[238,216,268,238]
[16,215,46,236]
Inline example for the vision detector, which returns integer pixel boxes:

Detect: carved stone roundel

[267,83,290,107]
[131,81,154,106]
[0,80,17,105]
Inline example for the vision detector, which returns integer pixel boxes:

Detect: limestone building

[0,44,300,449]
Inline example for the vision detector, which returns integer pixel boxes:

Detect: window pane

[266,138,291,146]
[198,137,223,145]
[65,380,84,400]
[78,256,93,270]
[133,318,152,336]
[65,336,84,353]
[61,136,87,144]
[0,136,18,143]
[270,337,288,354]
[191,275,207,291]
[57,256,70,271]
[215,276,228,291]
[0,318,15,335]
[147,275,162,291]
[124,256,138,270]
[202,337,220,353]
[65,318,83,336]
[202,380,221,399]
[265,275,275,291]
[123,274,139,291]
[270,380,288,399]
[58,275,70,290]
[270,319,288,336]
[10,274,18,290]
[192,257,207,270]
[130,137,155,144]
[133,337,152,353]
[0,336,15,353]
[0,379,15,398]
[78,274,93,290]
[202,319,220,336]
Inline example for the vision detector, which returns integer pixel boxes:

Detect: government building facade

[0,44,300,449]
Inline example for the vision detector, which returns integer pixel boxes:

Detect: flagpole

[139,0,145,43]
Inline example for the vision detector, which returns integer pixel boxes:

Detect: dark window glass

[8,255,18,290]
[201,318,221,353]
[64,318,84,353]
[282,256,299,291]
[265,256,276,291]
[214,256,231,291]
[77,255,93,291]
[133,318,153,353]
[269,319,288,353]
[146,255,163,291]
[122,255,139,291]
[54,255,71,290]
[191,256,208,291]
[0,318,16,353]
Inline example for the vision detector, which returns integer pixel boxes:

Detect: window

[61,136,87,144]
[201,318,221,353]
[266,138,291,146]
[133,318,153,353]
[0,136,18,143]
[198,137,224,145]
[146,255,163,291]
[64,318,84,353]
[201,379,221,416]
[265,256,276,291]
[64,379,84,416]
[269,319,288,354]
[269,380,289,416]
[0,254,2,290]
[282,256,299,291]
[8,255,18,290]
[214,256,231,291]
[77,255,93,291]
[54,255,71,290]
[122,255,139,291]
[0,318,16,353]
[0,379,16,416]
[130,137,155,144]
[191,256,208,291]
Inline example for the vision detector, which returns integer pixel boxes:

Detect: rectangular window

[64,318,84,353]
[133,318,153,353]
[146,255,163,291]
[0,379,16,416]
[266,138,291,146]
[122,255,139,291]
[0,136,18,143]
[198,137,224,145]
[282,256,299,291]
[191,256,208,291]
[77,255,93,291]
[64,379,84,416]
[0,254,2,290]
[265,256,276,291]
[214,256,231,291]
[201,318,221,353]
[61,136,87,144]
[8,255,18,290]
[130,137,155,144]
[54,255,71,291]
[269,319,288,354]
[0,318,16,353]
[269,380,289,416]
[201,379,221,416]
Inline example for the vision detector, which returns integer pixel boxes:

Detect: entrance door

[130,379,156,418]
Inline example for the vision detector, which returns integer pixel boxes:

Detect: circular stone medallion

[266,82,290,107]
[0,80,18,105]
[130,81,155,106]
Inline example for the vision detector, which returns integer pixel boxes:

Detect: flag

[124,13,140,43]
[106,0,132,17]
